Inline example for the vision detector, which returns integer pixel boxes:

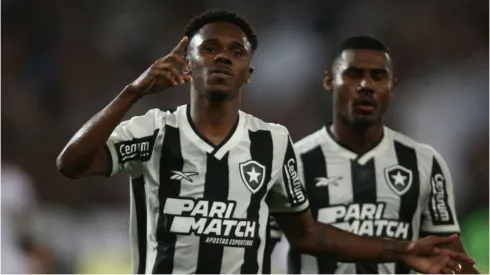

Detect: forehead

[337,49,391,69]
[190,21,252,50]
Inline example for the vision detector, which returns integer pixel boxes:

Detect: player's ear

[323,70,334,92]
[245,66,254,84]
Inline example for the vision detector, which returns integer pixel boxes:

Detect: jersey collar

[179,104,246,160]
[321,123,391,165]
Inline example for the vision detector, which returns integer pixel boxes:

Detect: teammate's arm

[419,147,479,274]
[268,134,475,274]
[56,37,190,179]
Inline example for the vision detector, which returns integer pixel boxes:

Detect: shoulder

[294,127,326,155]
[388,127,446,166]
[242,111,291,138]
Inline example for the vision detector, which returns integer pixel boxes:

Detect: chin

[351,115,379,128]
[204,88,233,101]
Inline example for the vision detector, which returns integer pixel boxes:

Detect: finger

[441,267,456,274]
[445,259,462,273]
[447,250,475,265]
[182,74,192,82]
[171,55,189,72]
[165,64,185,84]
[155,70,178,86]
[172,36,189,55]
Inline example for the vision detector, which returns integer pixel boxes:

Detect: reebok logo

[171,171,198,182]
[315,176,342,187]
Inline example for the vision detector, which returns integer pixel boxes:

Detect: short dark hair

[330,35,390,69]
[183,9,258,53]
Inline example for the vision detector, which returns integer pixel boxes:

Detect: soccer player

[56,10,474,274]
[270,36,480,274]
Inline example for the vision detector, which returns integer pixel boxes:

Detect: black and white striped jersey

[105,104,309,274]
[271,124,460,274]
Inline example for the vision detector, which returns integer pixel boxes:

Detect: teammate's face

[325,49,396,126]
[187,22,253,101]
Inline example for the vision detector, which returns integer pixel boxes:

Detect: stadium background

[1,0,488,273]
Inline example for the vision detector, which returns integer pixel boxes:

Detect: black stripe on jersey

[351,158,379,274]
[195,152,230,273]
[288,146,337,274]
[241,130,273,274]
[131,177,147,274]
[152,125,183,274]
[186,103,239,155]
[393,141,420,274]
[262,217,273,274]
[427,156,455,226]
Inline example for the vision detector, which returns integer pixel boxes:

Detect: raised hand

[130,36,191,95]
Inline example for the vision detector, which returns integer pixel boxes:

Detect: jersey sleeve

[420,148,461,235]
[105,108,164,177]
[267,134,309,214]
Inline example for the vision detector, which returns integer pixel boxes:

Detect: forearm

[298,223,410,263]
[56,85,142,176]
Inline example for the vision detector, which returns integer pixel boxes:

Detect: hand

[403,234,475,274]
[129,36,192,95]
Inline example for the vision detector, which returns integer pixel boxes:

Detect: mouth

[352,97,377,112]
[209,66,233,78]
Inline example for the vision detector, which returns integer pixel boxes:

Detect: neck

[332,115,384,154]
[190,87,240,145]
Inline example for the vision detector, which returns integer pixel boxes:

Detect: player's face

[187,22,253,101]
[326,49,395,126]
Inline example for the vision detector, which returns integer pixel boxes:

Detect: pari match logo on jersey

[115,129,159,164]
[318,203,412,239]
[163,198,257,247]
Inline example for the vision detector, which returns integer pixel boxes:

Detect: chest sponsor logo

[163,198,257,247]
[318,203,411,239]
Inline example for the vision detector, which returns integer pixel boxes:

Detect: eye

[230,50,243,57]
[344,68,363,78]
[372,70,388,81]
[203,46,216,53]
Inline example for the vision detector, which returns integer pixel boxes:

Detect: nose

[214,52,232,65]
[357,77,375,94]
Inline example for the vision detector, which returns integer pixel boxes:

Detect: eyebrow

[200,38,247,50]
[345,66,389,72]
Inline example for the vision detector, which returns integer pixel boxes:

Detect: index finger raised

[172,36,189,55]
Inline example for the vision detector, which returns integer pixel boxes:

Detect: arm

[56,87,142,178]
[419,146,479,273]
[56,37,190,178]
[273,209,409,263]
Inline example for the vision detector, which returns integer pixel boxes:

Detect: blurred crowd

[1,0,488,273]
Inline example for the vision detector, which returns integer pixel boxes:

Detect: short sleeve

[420,148,461,235]
[267,135,309,214]
[105,108,164,177]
